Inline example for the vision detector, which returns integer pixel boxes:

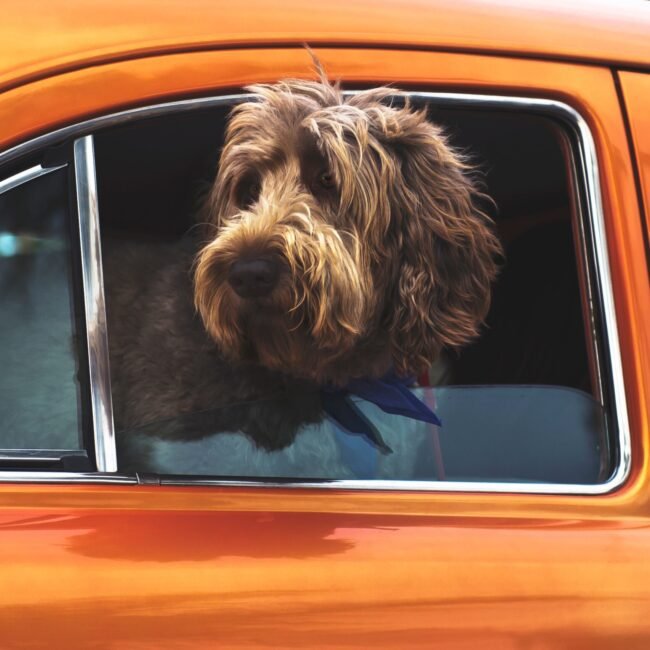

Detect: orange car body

[1,1,649,648]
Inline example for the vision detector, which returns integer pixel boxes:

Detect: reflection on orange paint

[2,509,650,647]
[0,0,649,92]
[0,2,648,648]
[620,71,650,252]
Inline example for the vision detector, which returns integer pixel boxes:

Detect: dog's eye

[318,171,336,190]
[236,176,261,208]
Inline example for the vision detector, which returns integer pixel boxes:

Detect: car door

[0,47,649,649]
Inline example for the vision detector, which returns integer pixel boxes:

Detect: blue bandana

[321,371,442,469]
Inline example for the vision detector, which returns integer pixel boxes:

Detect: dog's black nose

[228,258,279,298]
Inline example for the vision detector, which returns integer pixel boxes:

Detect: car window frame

[0,90,631,494]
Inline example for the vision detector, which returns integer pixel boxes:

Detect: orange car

[0,1,649,647]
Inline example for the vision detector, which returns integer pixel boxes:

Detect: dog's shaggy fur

[106,68,501,465]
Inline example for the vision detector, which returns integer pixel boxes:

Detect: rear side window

[0,162,92,470]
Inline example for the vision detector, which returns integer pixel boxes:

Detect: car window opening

[89,96,613,485]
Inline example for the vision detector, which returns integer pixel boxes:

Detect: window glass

[118,386,606,483]
[94,99,614,485]
[0,168,83,451]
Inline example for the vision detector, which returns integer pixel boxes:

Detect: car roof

[1,0,649,93]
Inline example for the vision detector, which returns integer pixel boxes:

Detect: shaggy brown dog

[106,69,501,457]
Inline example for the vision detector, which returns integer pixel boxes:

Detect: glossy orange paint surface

[2,505,650,648]
[0,0,649,95]
[0,7,649,650]
[620,71,650,246]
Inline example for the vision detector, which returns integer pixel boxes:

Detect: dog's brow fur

[195,61,502,384]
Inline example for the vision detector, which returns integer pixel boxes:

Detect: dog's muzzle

[227,257,280,299]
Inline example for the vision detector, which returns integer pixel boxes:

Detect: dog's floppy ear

[376,103,502,375]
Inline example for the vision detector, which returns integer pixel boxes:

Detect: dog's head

[195,68,501,384]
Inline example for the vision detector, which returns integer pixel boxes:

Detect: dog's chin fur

[235,301,393,385]
[193,272,392,385]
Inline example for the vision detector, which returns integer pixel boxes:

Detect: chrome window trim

[74,136,118,473]
[0,91,631,494]
[0,450,87,463]
[0,163,66,196]
[0,94,250,170]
